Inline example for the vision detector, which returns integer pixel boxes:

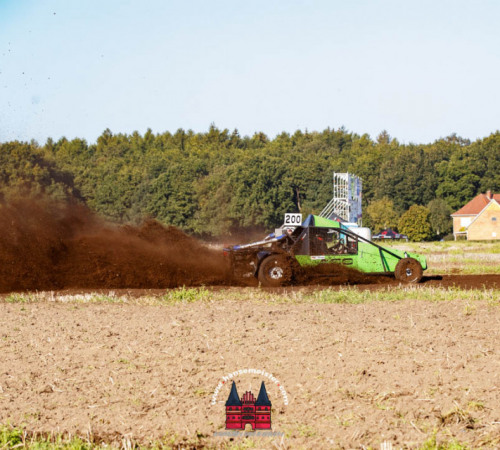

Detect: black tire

[258,255,292,287]
[395,257,423,283]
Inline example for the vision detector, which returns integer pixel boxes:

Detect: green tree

[1,126,499,238]
[365,197,399,232]
[0,141,79,201]
[398,205,432,241]
[376,130,391,144]
[427,198,452,236]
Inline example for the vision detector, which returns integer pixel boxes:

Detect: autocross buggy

[223,214,427,287]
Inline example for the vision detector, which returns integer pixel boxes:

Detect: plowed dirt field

[1,199,499,447]
[1,287,499,448]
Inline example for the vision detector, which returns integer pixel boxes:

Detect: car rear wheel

[258,255,292,287]
[395,257,423,283]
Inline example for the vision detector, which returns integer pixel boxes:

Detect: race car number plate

[284,213,302,226]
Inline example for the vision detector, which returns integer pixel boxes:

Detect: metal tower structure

[319,173,362,224]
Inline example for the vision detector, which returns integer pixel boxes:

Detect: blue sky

[0,0,499,144]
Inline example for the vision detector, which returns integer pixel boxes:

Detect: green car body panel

[295,243,427,273]
[293,215,427,274]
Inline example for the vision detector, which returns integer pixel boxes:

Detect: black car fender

[254,251,272,275]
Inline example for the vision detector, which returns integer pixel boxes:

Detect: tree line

[0,126,498,240]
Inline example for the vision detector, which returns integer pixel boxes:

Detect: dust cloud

[0,199,229,292]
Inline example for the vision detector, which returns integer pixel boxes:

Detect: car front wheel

[258,255,292,287]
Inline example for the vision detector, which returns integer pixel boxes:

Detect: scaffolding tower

[319,173,362,224]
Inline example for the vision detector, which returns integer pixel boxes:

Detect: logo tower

[225,381,272,430]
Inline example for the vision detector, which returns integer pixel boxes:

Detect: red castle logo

[225,381,272,430]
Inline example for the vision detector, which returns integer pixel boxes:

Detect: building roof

[467,199,500,229]
[225,381,242,406]
[451,192,500,216]
[255,381,272,406]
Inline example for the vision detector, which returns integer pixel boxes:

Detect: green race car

[224,214,427,287]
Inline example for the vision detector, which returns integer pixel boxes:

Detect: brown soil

[1,297,499,448]
[0,199,229,292]
[2,199,499,447]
